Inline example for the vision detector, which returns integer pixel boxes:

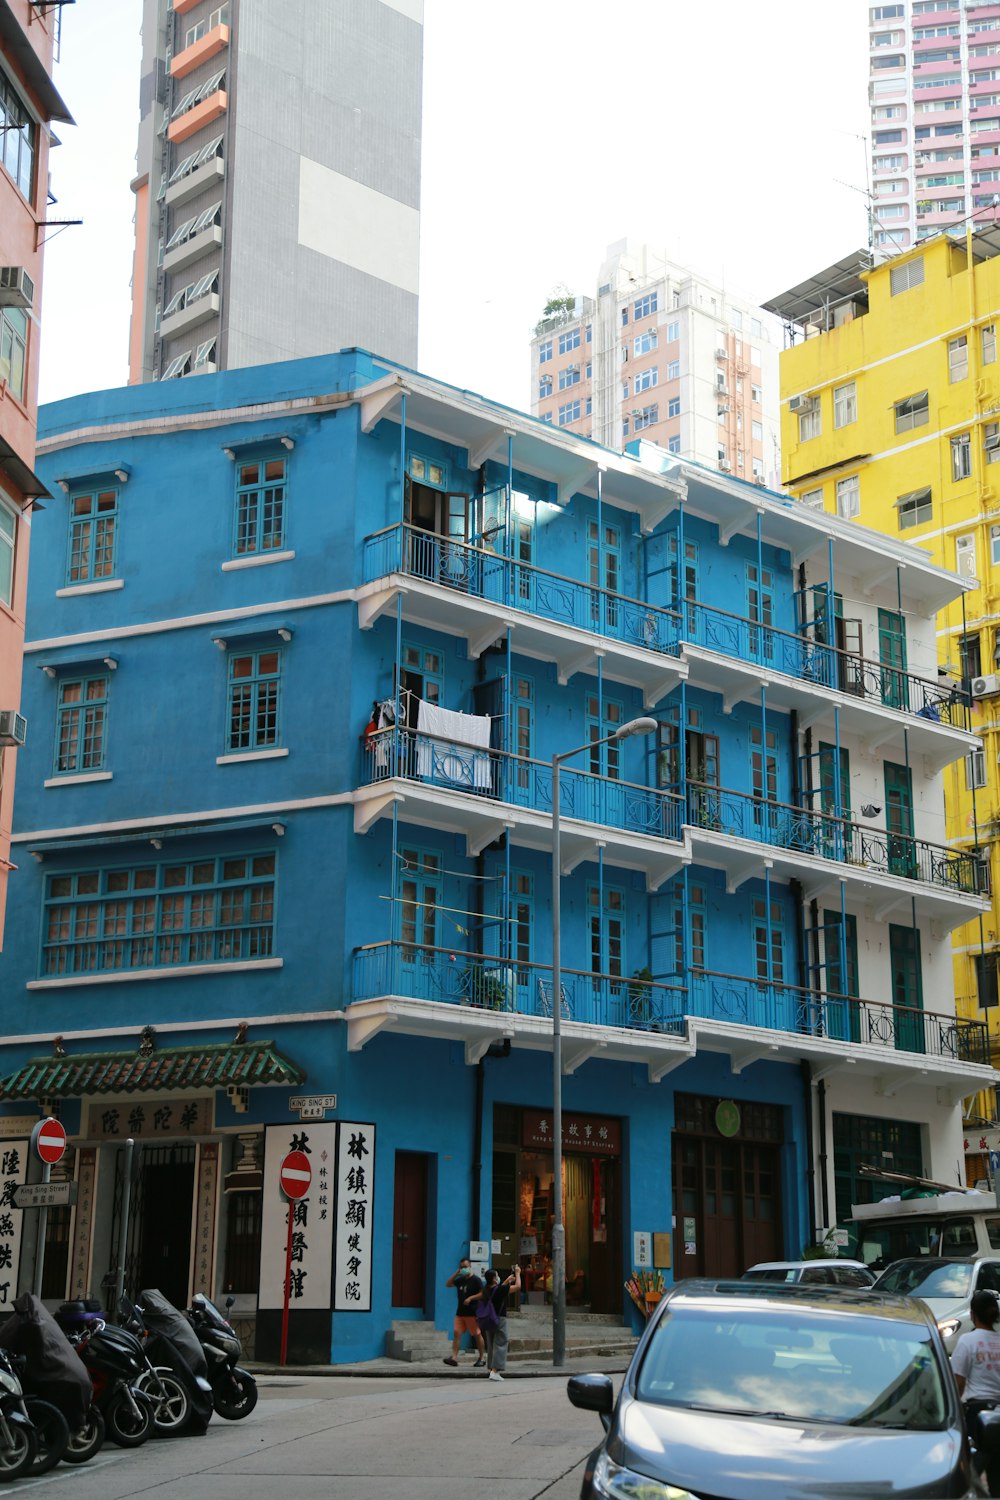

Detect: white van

[851,1190,1000,1270]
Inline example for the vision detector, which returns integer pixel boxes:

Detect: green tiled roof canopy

[0,1041,304,1100]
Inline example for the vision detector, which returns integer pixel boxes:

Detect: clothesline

[395,851,505,881]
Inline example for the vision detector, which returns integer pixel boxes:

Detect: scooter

[187,1293,258,1420]
[0,1292,103,1473]
[134,1289,214,1435]
[117,1295,193,1436]
[54,1303,154,1449]
[0,1347,35,1480]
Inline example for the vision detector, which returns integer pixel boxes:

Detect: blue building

[0,349,991,1362]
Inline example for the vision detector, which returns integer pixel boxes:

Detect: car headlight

[938,1318,962,1340]
[592,1450,702,1500]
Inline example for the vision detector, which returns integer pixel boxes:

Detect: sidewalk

[249,1350,632,1379]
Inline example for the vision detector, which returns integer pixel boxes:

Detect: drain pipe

[817,1077,830,1231]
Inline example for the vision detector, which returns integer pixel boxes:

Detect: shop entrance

[671,1094,783,1278]
[109,1142,196,1307]
[492,1105,622,1314]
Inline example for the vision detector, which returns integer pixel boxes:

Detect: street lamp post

[550,714,658,1367]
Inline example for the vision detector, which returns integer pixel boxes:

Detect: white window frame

[800,487,824,510]
[952,431,972,481]
[967,747,987,791]
[956,532,977,579]
[836,474,860,519]
[984,324,997,365]
[798,405,821,442]
[833,381,857,428]
[949,334,969,383]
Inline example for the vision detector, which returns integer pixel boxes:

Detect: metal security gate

[108,1143,196,1306]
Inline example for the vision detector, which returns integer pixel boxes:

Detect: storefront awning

[0,1040,304,1100]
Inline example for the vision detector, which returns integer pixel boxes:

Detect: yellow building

[767,233,1000,1175]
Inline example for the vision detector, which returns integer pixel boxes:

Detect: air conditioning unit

[718,457,732,471]
[0,267,34,310]
[0,710,26,748]
[972,674,1000,698]
[788,394,812,412]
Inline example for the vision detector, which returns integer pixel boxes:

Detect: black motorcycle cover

[136,1288,212,1433]
[0,1293,91,1426]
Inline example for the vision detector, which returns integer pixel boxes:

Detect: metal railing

[351,943,989,1064]
[364,727,684,843]
[362,525,969,731]
[686,781,979,894]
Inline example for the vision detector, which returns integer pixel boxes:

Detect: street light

[550,714,658,1366]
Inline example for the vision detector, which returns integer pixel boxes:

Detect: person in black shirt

[442,1257,485,1367]
[474,1264,521,1382]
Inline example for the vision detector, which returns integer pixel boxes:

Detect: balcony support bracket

[648,1050,691,1084]
[347,1009,397,1053]
[353,789,402,836]
[562,1039,606,1075]
[811,1056,856,1084]
[876,1067,929,1098]
[731,1041,779,1075]
[645,852,688,892]
[468,617,515,659]
[466,820,515,858]
[557,643,604,685]
[359,377,403,434]
[357,586,400,632]
[465,1030,514,1066]
[467,426,511,471]
[557,463,599,508]
[561,836,606,876]
[726,853,771,894]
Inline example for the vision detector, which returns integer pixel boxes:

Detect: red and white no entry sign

[279,1149,312,1201]
[31,1117,67,1166]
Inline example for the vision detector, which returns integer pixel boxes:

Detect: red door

[392,1152,428,1308]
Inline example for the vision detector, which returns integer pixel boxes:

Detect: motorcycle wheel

[61,1406,105,1465]
[106,1390,153,1448]
[0,1422,36,1482]
[25,1400,69,1476]
[136,1368,190,1434]
[213,1371,258,1420]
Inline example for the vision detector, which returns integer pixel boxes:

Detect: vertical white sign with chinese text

[0,1140,27,1307]
[258,1123,337,1311]
[333,1121,375,1312]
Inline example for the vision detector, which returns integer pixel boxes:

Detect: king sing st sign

[288,1094,336,1120]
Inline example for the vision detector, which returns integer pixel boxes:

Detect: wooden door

[392,1151,428,1308]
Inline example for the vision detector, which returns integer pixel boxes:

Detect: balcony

[359,526,973,762]
[348,942,992,1096]
[354,728,687,891]
[359,524,686,707]
[685,780,983,928]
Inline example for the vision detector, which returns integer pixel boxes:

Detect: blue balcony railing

[364,727,683,843]
[686,781,979,895]
[351,943,990,1064]
[362,524,969,731]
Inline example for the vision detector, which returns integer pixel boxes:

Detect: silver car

[743,1258,876,1288]
[873,1256,1000,1350]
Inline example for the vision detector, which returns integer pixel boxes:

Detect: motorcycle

[55,1302,154,1449]
[187,1293,258,1420]
[134,1289,213,1435]
[0,1347,35,1480]
[117,1295,193,1436]
[0,1293,102,1473]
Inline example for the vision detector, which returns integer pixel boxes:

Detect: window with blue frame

[227,648,280,752]
[67,487,118,585]
[513,675,533,787]
[752,897,783,982]
[558,327,581,355]
[558,366,581,389]
[587,695,624,778]
[634,404,658,431]
[746,563,775,658]
[41,852,276,977]
[667,436,681,454]
[634,330,657,356]
[400,846,440,962]
[634,291,657,320]
[750,724,778,813]
[539,376,552,399]
[589,883,625,985]
[538,339,553,363]
[673,881,706,974]
[634,367,658,394]
[510,870,533,983]
[668,396,681,418]
[558,400,581,426]
[234,457,286,556]
[666,320,680,342]
[54,676,109,775]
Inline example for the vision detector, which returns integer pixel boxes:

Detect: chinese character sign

[85,1098,213,1142]
[69,1148,98,1300]
[258,1123,337,1312]
[0,1140,26,1307]
[334,1122,374,1313]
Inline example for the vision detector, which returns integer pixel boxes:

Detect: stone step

[384,1316,637,1364]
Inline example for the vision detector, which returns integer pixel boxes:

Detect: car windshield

[876,1263,974,1300]
[635,1304,947,1429]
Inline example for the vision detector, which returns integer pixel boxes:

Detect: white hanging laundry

[416,701,492,789]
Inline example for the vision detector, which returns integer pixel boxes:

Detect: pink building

[0,0,71,946]
[869,0,1000,253]
[529,242,782,484]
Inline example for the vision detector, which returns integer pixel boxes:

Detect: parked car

[742,1258,876,1288]
[872,1256,1000,1350]
[567,1279,973,1500]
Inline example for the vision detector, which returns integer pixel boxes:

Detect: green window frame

[67,487,118,585]
[227,648,281,753]
[55,675,109,775]
[0,499,14,609]
[40,852,276,977]
[234,457,286,556]
[0,306,27,403]
[0,65,36,200]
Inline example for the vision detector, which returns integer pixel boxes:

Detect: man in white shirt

[952,1289,1000,1494]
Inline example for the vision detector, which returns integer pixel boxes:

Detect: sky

[38,0,874,412]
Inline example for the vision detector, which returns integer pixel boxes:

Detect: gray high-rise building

[128,0,422,383]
